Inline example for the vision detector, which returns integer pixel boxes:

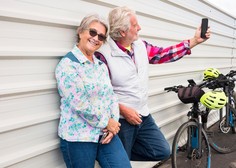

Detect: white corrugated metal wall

[0,0,235,168]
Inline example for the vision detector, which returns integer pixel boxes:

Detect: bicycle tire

[219,96,236,134]
[172,121,211,168]
[207,103,236,154]
[232,113,236,133]
[230,93,236,133]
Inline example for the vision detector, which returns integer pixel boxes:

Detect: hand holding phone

[201,18,208,39]
[99,132,109,143]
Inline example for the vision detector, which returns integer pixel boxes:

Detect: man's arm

[189,26,210,48]
[144,27,210,64]
[144,40,191,64]
[119,103,142,125]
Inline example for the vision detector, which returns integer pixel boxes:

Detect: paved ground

[155,149,236,168]
[154,145,236,168]
[153,125,236,168]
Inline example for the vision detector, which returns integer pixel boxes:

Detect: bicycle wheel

[207,103,236,154]
[172,121,211,168]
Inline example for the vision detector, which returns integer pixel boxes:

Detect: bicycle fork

[188,117,203,159]
[225,88,235,128]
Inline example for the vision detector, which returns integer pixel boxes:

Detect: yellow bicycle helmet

[200,91,227,109]
[203,68,221,80]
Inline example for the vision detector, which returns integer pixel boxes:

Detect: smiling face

[77,21,107,58]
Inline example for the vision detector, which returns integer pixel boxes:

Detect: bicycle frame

[186,103,205,158]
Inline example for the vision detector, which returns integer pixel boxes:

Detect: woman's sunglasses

[87,28,106,42]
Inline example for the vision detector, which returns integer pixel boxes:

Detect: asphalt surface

[154,138,236,168]
[154,149,236,168]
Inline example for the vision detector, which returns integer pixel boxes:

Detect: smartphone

[99,132,109,143]
[201,18,208,39]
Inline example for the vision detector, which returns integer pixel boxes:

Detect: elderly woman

[55,14,131,168]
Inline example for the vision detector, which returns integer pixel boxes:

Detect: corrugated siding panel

[0,0,235,168]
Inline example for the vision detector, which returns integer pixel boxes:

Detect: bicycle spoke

[172,122,211,168]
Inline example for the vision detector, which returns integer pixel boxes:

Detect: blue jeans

[118,114,171,161]
[60,135,131,168]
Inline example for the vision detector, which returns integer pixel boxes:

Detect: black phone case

[201,18,208,38]
[99,132,109,143]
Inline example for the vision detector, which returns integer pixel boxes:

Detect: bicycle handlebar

[226,70,236,78]
[164,85,183,92]
[164,70,236,92]
[203,72,236,89]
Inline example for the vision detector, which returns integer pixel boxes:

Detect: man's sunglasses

[87,28,107,42]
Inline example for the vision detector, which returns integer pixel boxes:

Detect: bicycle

[164,78,228,168]
[164,80,212,168]
[202,69,236,153]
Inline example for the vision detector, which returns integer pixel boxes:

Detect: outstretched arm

[190,26,211,49]
[145,26,211,64]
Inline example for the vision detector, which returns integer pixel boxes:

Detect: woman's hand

[100,131,114,144]
[106,118,121,135]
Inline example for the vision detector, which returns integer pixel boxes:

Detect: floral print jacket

[55,45,119,142]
